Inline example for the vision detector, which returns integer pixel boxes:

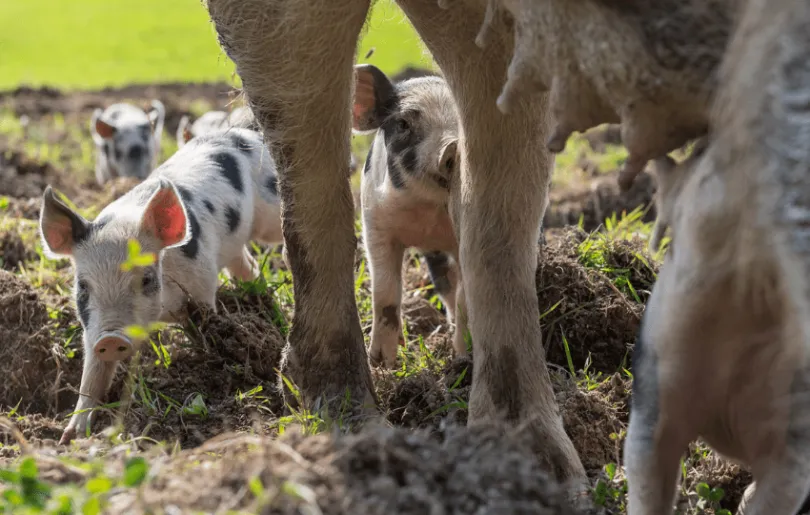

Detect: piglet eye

[140,268,160,296]
[397,118,410,132]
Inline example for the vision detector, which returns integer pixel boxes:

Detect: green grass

[0,0,430,91]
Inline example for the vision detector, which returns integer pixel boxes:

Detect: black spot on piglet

[225,206,241,233]
[180,208,202,260]
[212,152,243,193]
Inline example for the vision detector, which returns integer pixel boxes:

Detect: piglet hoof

[369,343,399,369]
[58,427,76,446]
[93,332,133,362]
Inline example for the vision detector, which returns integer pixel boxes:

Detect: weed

[0,455,150,514]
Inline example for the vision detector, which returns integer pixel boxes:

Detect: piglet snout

[94,332,133,362]
[128,145,145,161]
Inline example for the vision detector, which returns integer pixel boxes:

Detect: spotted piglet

[353,64,465,368]
[39,128,282,444]
[176,106,258,148]
[90,100,166,185]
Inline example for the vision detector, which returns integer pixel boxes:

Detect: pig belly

[396,220,456,253]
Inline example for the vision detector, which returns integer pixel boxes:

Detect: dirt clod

[0,230,36,271]
[386,371,445,428]
[402,295,446,337]
[556,373,629,473]
[537,229,655,372]
[93,424,580,514]
[0,151,57,198]
[338,424,579,515]
[0,270,81,415]
[111,284,288,446]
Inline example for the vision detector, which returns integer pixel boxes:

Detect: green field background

[0,0,433,91]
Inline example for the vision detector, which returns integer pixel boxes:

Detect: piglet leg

[424,251,460,324]
[60,344,117,444]
[227,246,260,281]
[451,278,469,356]
[367,237,405,368]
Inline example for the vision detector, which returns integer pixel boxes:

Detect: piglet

[40,128,282,444]
[90,101,165,185]
[353,64,465,367]
[176,106,257,148]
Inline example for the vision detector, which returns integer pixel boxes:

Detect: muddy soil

[538,229,654,372]
[544,170,657,232]
[0,86,750,514]
[1,83,239,138]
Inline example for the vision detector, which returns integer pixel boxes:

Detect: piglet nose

[128,145,145,160]
[93,332,133,362]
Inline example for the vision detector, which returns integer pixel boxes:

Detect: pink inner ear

[95,119,115,139]
[145,189,187,248]
[43,217,73,255]
[352,72,377,129]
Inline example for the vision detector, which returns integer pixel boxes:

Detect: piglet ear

[94,118,116,140]
[140,181,189,250]
[39,186,90,257]
[176,115,190,144]
[147,99,166,134]
[353,64,397,131]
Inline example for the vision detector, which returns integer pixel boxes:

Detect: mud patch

[381,355,471,430]
[680,445,753,513]
[2,196,41,220]
[555,373,629,473]
[106,284,288,446]
[0,230,36,270]
[0,270,81,416]
[1,83,240,137]
[28,423,576,514]
[0,150,61,199]
[401,295,446,337]
[545,170,657,232]
[86,176,142,208]
[537,229,656,372]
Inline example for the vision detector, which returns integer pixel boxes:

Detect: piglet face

[40,181,190,362]
[109,123,155,179]
[72,241,163,361]
[93,102,164,181]
[354,65,461,204]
